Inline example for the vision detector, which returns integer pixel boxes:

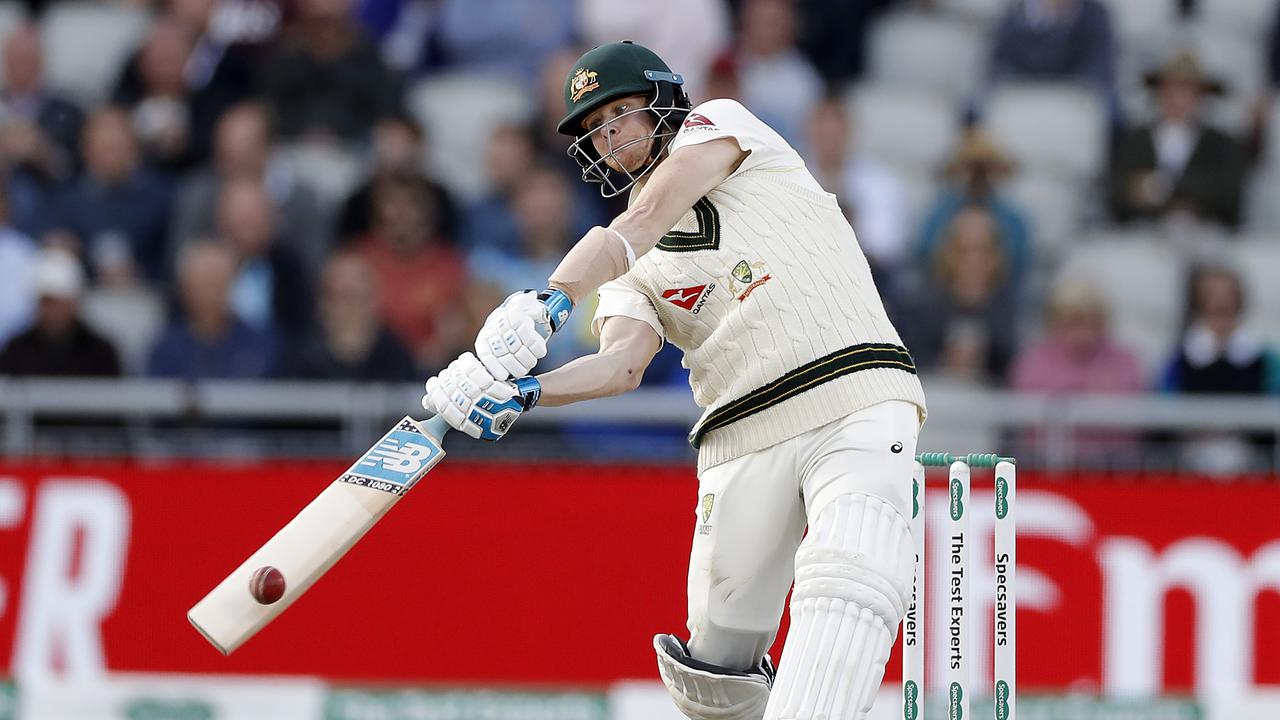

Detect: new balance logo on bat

[662,283,715,313]
[360,438,435,477]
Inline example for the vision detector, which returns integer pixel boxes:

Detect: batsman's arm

[546,137,748,306]
[533,315,663,406]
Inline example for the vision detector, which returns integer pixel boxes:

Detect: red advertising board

[0,461,1276,699]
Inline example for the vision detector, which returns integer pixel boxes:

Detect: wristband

[606,227,638,269]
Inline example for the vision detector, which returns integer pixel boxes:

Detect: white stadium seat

[984,83,1107,181]
[1193,0,1278,40]
[1058,235,1189,372]
[1265,98,1280,168]
[1243,168,1280,233]
[933,0,1011,25]
[897,168,940,239]
[406,72,535,201]
[1003,170,1085,259]
[1096,0,1179,43]
[40,1,151,105]
[0,3,27,87]
[1185,24,1266,134]
[277,142,364,212]
[848,83,960,173]
[1230,239,1280,345]
[867,11,988,103]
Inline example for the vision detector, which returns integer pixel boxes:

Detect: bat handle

[420,414,451,441]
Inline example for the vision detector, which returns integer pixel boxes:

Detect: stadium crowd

[0,0,1278,410]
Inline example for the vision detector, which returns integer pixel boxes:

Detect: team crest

[727,259,772,302]
[701,493,715,523]
[570,68,600,102]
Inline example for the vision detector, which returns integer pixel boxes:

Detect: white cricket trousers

[685,399,920,718]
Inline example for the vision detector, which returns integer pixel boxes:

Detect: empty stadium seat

[277,142,364,212]
[848,83,960,174]
[1193,0,1277,41]
[897,167,941,240]
[405,72,535,201]
[933,0,1010,25]
[1266,98,1280,168]
[40,1,151,104]
[867,11,988,103]
[984,83,1107,181]
[1003,170,1086,259]
[1230,238,1280,344]
[1243,168,1280,233]
[1185,23,1265,133]
[1096,0,1179,44]
[0,3,26,86]
[83,285,165,375]
[1058,235,1189,372]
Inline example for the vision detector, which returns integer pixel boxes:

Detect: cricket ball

[249,566,286,605]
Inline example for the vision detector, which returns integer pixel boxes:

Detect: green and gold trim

[656,197,721,252]
[689,343,917,448]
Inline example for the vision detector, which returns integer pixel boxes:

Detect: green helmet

[558,41,692,197]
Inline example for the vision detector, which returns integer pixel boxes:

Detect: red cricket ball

[249,566,286,605]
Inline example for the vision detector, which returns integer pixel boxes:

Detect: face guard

[566,72,689,198]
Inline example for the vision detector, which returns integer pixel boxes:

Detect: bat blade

[187,415,448,654]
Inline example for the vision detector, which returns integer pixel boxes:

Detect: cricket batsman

[422,41,928,720]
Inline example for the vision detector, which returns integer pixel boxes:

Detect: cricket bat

[188,415,450,655]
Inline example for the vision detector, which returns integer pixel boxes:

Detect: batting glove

[422,352,541,441]
[475,289,573,380]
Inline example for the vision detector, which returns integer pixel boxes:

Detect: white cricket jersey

[593,99,927,472]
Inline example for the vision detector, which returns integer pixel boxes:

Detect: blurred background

[0,0,1277,718]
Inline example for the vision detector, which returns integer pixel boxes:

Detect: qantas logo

[683,113,715,129]
[661,283,715,313]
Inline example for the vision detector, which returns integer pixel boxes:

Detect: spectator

[796,0,898,87]
[338,112,457,244]
[216,176,313,338]
[734,0,824,148]
[1009,278,1146,463]
[1160,264,1280,395]
[0,247,121,377]
[171,102,328,271]
[356,174,467,369]
[577,0,731,101]
[148,241,275,380]
[432,0,574,83]
[987,0,1117,113]
[0,23,84,183]
[0,183,37,346]
[112,19,201,173]
[918,130,1031,281]
[1159,264,1280,472]
[897,206,1017,383]
[54,107,173,283]
[805,96,907,282]
[1109,52,1246,229]
[705,50,741,103]
[281,251,416,380]
[259,0,397,142]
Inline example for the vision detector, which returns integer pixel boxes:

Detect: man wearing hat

[1109,51,1246,228]
[0,247,121,377]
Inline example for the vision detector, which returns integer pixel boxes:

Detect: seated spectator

[1109,53,1246,228]
[338,112,457,244]
[111,19,200,173]
[0,247,121,377]
[460,124,537,252]
[356,174,467,369]
[987,0,1117,114]
[806,97,907,283]
[432,0,574,83]
[216,176,313,338]
[259,0,397,142]
[897,206,1017,384]
[0,23,84,184]
[1009,278,1144,462]
[147,241,275,380]
[918,131,1031,281]
[734,0,824,149]
[171,102,328,271]
[0,184,37,346]
[1159,264,1280,472]
[54,107,173,283]
[280,251,416,380]
[1160,264,1280,395]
